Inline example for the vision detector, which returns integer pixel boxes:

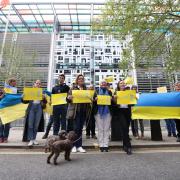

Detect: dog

[45,130,67,153]
[47,131,77,165]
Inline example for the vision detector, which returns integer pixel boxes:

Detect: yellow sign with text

[117,90,137,105]
[72,90,94,103]
[157,86,167,93]
[51,93,67,105]
[23,87,43,100]
[97,95,111,105]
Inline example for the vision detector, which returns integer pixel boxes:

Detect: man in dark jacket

[52,74,70,135]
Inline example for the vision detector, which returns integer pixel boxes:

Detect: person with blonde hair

[22,80,47,146]
[0,77,17,143]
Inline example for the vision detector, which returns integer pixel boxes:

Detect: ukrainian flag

[0,94,27,124]
[132,92,180,120]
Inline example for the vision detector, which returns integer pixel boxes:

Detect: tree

[92,0,180,80]
[0,43,36,87]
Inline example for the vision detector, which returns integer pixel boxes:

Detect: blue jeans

[53,105,67,135]
[28,103,42,140]
[165,120,176,134]
[0,123,10,139]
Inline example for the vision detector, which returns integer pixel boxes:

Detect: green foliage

[0,43,36,84]
[92,0,180,75]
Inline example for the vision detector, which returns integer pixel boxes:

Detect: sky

[11,0,106,3]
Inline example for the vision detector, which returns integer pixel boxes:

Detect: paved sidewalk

[0,127,179,149]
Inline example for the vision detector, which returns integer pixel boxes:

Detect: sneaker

[71,146,77,153]
[177,137,180,142]
[33,140,39,145]
[77,147,86,153]
[28,140,34,146]
[42,134,48,139]
[173,133,177,138]
[3,138,8,143]
[104,147,109,152]
[168,133,171,137]
[0,138,4,143]
[92,135,97,139]
[100,147,104,152]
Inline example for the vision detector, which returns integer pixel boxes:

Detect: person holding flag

[0,77,17,143]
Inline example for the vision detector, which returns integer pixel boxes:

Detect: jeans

[165,120,176,134]
[28,103,42,140]
[0,123,10,139]
[53,105,67,135]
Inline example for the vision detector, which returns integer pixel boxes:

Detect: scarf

[98,88,110,118]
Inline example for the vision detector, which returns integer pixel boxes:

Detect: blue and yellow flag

[0,94,27,124]
[132,92,180,120]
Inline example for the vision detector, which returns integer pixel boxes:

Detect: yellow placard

[4,88,13,94]
[97,95,111,105]
[51,93,67,105]
[157,86,167,93]
[72,90,94,103]
[23,87,42,100]
[124,77,134,85]
[117,90,137,104]
[105,76,114,83]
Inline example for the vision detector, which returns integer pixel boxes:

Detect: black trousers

[175,120,180,137]
[117,108,131,148]
[86,113,96,136]
[150,120,163,141]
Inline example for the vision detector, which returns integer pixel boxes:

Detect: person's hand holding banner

[117,90,137,104]
[72,90,94,103]
[51,93,67,105]
[97,95,111,105]
[23,87,43,100]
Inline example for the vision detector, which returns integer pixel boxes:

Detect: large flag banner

[0,0,9,9]
[72,90,94,103]
[117,90,137,105]
[0,94,27,124]
[97,95,111,105]
[23,87,42,101]
[51,93,67,105]
[132,92,180,120]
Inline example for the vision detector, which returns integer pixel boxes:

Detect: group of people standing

[0,75,180,156]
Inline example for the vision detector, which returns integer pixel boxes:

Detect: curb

[0,143,180,150]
